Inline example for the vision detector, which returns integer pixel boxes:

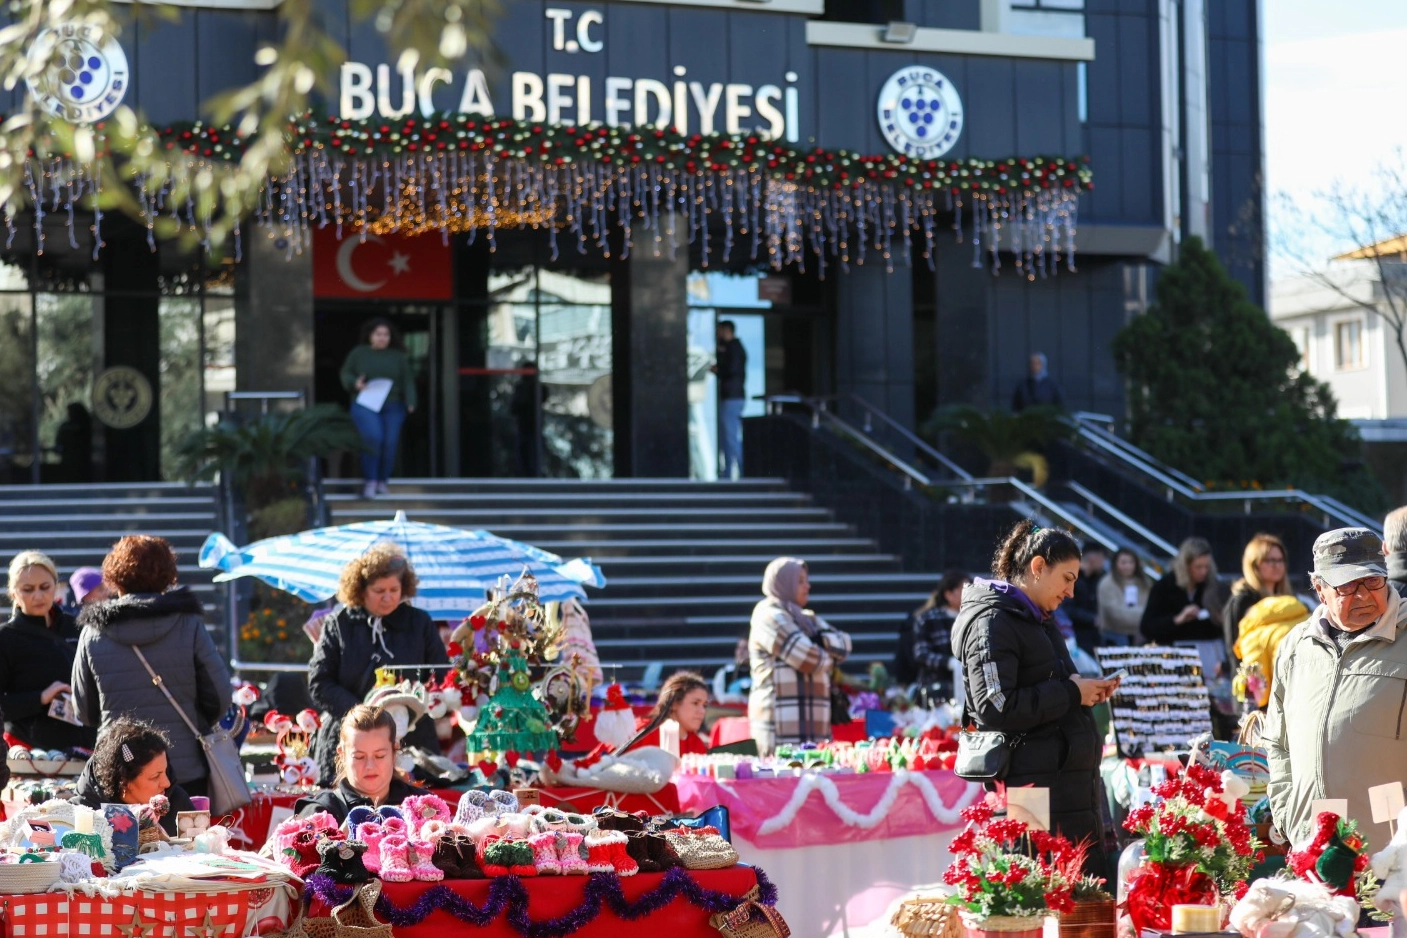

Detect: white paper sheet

[355,377,393,413]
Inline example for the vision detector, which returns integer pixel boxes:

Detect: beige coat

[1263,588,1407,844]
[1096,575,1150,636]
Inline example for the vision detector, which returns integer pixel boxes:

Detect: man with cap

[1264,527,1407,844]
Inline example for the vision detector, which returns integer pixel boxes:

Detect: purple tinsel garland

[305,867,777,938]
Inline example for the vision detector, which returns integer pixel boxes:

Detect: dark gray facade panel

[134,17,199,124]
[963,58,1016,157]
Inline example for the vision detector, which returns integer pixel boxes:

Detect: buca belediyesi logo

[26,22,129,124]
[876,65,964,160]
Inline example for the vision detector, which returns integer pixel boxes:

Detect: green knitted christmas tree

[466,650,559,755]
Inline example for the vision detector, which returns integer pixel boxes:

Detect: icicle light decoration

[5,114,1092,277]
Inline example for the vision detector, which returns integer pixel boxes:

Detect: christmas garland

[305,866,777,938]
[754,769,981,836]
[147,113,1091,197]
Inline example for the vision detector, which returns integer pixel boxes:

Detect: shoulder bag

[130,644,253,816]
[953,704,1024,782]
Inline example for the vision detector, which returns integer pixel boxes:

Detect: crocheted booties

[626,831,680,873]
[528,831,562,875]
[593,807,647,835]
[584,829,634,875]
[379,834,415,883]
[376,805,405,823]
[481,838,537,877]
[495,813,541,840]
[432,833,485,879]
[343,806,377,836]
[407,838,444,882]
[316,839,372,885]
[271,817,343,878]
[357,822,387,875]
[401,795,453,837]
[305,811,343,835]
[558,831,588,875]
[464,816,502,850]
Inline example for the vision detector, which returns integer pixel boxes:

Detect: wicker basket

[0,859,63,894]
[1059,900,1116,938]
[890,897,965,938]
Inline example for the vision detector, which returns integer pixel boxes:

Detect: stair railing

[1069,413,1383,534]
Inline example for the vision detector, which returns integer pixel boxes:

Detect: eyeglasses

[1327,576,1387,597]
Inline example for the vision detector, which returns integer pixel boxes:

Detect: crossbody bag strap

[129,644,204,744]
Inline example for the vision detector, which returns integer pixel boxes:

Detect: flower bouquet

[943,801,1076,938]
[1120,764,1260,933]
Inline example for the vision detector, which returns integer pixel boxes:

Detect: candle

[658,719,680,758]
[74,807,92,835]
[1170,904,1221,934]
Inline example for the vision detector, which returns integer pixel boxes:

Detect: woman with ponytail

[951,520,1119,875]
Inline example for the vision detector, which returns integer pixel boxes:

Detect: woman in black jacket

[3,551,96,752]
[952,521,1118,874]
[307,546,449,784]
[1140,537,1224,645]
[295,704,426,823]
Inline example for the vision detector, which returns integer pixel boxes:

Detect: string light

[5,113,1092,276]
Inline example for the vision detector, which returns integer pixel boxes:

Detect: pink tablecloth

[673,769,979,850]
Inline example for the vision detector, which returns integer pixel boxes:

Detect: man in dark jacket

[951,580,1110,873]
[713,319,747,479]
[1387,505,1407,598]
[1011,352,1064,412]
[72,589,231,793]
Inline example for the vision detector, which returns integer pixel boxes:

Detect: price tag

[1369,782,1406,824]
[1006,787,1050,831]
[1311,798,1348,819]
[514,788,542,808]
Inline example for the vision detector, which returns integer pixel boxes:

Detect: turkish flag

[312,227,453,300]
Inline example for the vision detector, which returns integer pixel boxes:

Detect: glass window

[1334,319,1364,371]
[159,297,204,480]
[35,292,98,483]
[537,268,613,479]
[202,288,237,427]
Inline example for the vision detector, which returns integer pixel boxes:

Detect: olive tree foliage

[0,0,499,247]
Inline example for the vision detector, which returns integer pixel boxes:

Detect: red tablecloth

[232,785,682,849]
[307,868,761,938]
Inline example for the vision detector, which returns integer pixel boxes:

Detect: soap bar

[1169,905,1221,935]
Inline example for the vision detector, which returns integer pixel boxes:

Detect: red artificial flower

[948,829,978,856]
[1202,796,1231,822]
[987,818,1029,843]
[961,802,995,825]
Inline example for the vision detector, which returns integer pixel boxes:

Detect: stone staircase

[0,482,224,622]
[326,478,936,680]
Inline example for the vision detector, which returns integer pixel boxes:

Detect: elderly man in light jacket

[1265,527,1407,845]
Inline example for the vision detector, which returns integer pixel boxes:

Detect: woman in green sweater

[340,318,416,498]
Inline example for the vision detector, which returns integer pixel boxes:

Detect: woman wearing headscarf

[747,558,852,756]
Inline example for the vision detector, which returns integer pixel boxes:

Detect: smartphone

[1105,668,1129,682]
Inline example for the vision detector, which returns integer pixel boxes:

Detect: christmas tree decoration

[5,114,1091,276]
[452,570,564,759]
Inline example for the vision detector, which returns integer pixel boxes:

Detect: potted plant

[1120,763,1259,934]
[1059,875,1115,938]
[921,404,1073,491]
[943,802,1076,938]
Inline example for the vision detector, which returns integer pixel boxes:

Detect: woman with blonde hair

[2,551,95,751]
[307,546,448,783]
[1222,533,1293,656]
[1140,537,1223,643]
[295,705,426,822]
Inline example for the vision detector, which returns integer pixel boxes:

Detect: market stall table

[675,769,980,938]
[1,882,295,937]
[304,866,768,938]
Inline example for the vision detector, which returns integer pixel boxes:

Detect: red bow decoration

[1123,864,1219,933]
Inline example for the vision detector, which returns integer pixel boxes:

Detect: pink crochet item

[558,831,588,875]
[379,834,415,883]
[381,816,409,837]
[305,811,341,835]
[528,831,562,875]
[407,839,444,881]
[358,822,387,875]
[401,795,454,836]
[420,820,448,844]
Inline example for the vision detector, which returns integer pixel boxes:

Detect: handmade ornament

[594,684,637,753]
[265,708,322,788]
[1287,813,1370,898]
[1370,806,1407,916]
[1228,878,1358,938]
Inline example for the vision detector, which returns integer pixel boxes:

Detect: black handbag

[953,704,1024,782]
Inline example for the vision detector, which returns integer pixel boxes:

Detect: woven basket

[286,881,392,938]
[890,897,964,938]
[0,860,62,894]
[1059,900,1116,938]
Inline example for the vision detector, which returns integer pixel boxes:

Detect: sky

[1264,0,1407,266]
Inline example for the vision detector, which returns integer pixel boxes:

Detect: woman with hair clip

[624,672,710,755]
[74,718,196,836]
[952,520,1118,875]
[294,704,426,823]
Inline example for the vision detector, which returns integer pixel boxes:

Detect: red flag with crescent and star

[312,228,453,300]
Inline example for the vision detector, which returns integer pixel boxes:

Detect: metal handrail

[1067,480,1179,557]
[839,394,974,481]
[1069,414,1382,534]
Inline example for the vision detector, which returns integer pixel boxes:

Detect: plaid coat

[747,599,852,754]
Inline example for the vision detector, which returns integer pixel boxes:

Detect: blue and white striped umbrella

[198,510,605,616]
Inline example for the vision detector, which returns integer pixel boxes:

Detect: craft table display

[228,785,682,850]
[304,866,768,938]
[2,884,293,938]
[674,768,981,937]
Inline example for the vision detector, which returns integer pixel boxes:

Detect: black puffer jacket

[0,609,96,752]
[952,580,1105,862]
[72,589,231,786]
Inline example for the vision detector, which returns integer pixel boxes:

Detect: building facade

[0,0,1265,483]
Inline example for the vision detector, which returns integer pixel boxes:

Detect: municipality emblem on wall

[877,66,964,160]
[26,23,129,124]
[92,366,152,430]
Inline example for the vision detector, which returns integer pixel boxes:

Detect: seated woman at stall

[307,546,449,784]
[294,704,425,824]
[627,671,711,756]
[74,718,194,836]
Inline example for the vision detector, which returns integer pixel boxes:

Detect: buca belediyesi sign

[340,6,802,142]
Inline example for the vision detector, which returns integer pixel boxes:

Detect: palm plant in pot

[921,404,1073,491]
[943,802,1076,938]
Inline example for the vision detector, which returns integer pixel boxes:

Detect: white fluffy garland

[755,769,981,835]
